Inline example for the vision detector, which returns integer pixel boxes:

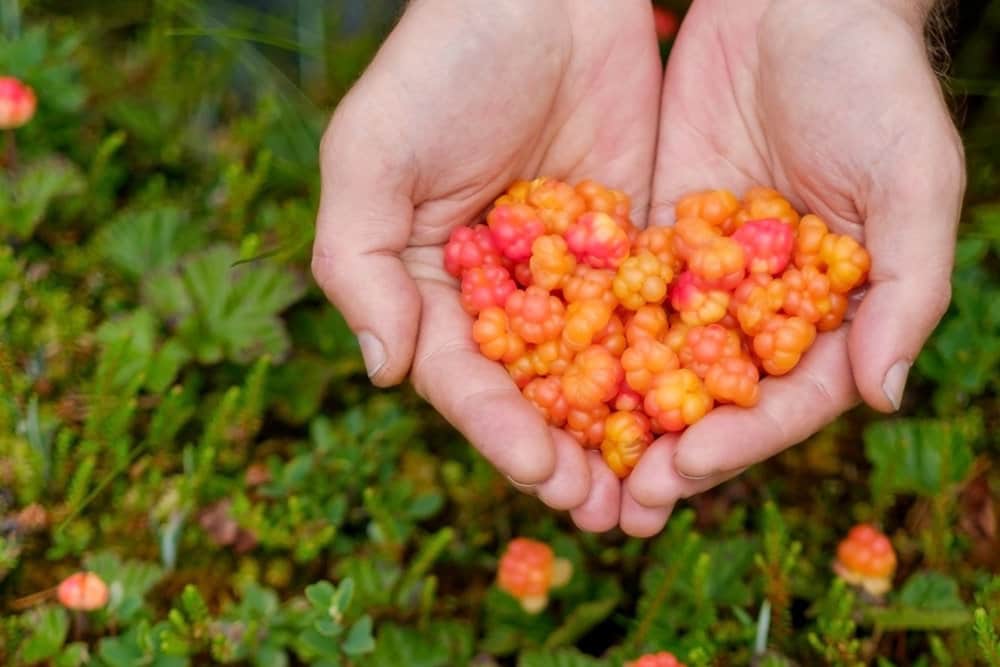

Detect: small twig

[8,586,55,611]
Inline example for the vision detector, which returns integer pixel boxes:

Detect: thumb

[311,116,421,386]
[848,154,964,412]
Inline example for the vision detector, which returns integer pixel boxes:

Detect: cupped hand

[621,0,966,536]
[312,1,662,531]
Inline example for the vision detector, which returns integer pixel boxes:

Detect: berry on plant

[460,265,517,315]
[0,76,36,129]
[57,572,109,611]
[601,411,653,478]
[505,286,565,344]
[833,524,897,596]
[626,652,687,667]
[497,538,573,613]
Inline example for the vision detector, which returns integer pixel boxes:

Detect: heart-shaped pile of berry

[443,178,870,478]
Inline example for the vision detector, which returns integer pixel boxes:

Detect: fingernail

[357,331,386,378]
[673,451,712,480]
[882,359,911,411]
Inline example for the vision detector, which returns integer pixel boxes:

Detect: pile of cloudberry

[445,178,870,478]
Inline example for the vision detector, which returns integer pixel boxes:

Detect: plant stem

[3,130,16,171]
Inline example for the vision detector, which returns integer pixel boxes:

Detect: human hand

[621,0,966,536]
[312,1,662,530]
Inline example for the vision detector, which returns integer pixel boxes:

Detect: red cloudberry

[562,265,618,309]
[624,304,669,345]
[512,260,533,287]
[57,572,109,611]
[627,652,687,667]
[528,179,587,234]
[644,369,713,432]
[732,218,794,275]
[529,235,577,290]
[497,538,572,613]
[506,286,565,344]
[488,203,545,262]
[688,236,746,290]
[653,6,679,41]
[678,324,742,378]
[670,271,729,326]
[634,225,683,274]
[566,403,611,448]
[621,338,680,394]
[671,216,718,261]
[613,251,674,310]
[523,376,569,426]
[752,315,816,375]
[675,189,740,228]
[473,307,526,363]
[565,212,630,269]
[444,225,502,277]
[561,345,623,409]
[601,411,653,478]
[781,265,833,324]
[730,274,787,336]
[705,356,760,407]
[563,298,615,352]
[594,314,627,357]
[820,233,871,293]
[0,77,36,129]
[834,524,897,596]
[460,265,517,315]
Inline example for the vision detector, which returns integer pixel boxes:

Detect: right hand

[312,0,662,531]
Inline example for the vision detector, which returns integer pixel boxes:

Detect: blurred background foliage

[0,0,998,665]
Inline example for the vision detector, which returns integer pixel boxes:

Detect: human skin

[313,0,964,536]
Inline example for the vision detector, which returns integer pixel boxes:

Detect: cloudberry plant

[488,203,546,261]
[675,189,740,228]
[594,314,627,357]
[564,211,630,269]
[705,356,760,407]
[505,286,565,344]
[460,265,517,315]
[781,265,834,323]
[443,225,503,277]
[528,179,587,234]
[732,218,794,275]
[601,411,653,478]
[670,271,730,326]
[731,273,787,336]
[497,538,572,614]
[529,235,577,290]
[644,369,713,432]
[566,403,611,447]
[624,304,669,345]
[472,307,526,363]
[671,216,718,261]
[563,298,615,352]
[613,251,674,310]
[793,214,829,268]
[621,338,680,394]
[523,376,569,426]
[678,324,742,378]
[561,345,623,409]
[688,236,746,290]
[562,264,618,308]
[634,225,683,273]
[820,233,871,292]
[626,652,687,667]
[752,315,816,375]
[834,524,897,596]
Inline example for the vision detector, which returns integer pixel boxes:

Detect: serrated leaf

[864,418,976,500]
[100,205,203,278]
[360,623,457,667]
[0,156,84,239]
[897,572,966,611]
[21,606,69,663]
[341,615,375,656]
[518,648,609,667]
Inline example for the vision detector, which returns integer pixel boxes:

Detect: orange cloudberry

[530,339,575,376]
[528,178,587,234]
[613,251,674,310]
[523,376,570,426]
[644,369,713,432]
[793,214,829,268]
[671,216,718,261]
[594,314,627,357]
[670,271,730,326]
[781,265,834,324]
[730,273,787,336]
[624,304,669,345]
[497,538,573,613]
[505,287,565,344]
[566,403,611,447]
[734,186,800,229]
[675,189,740,228]
[626,652,687,667]
[834,524,897,596]
[601,411,653,478]
[563,298,615,352]
[565,211,630,269]
[473,307,526,363]
[820,233,871,293]
[460,265,517,315]
[621,338,680,394]
[562,264,618,309]
[561,345,623,409]
[634,225,683,273]
[752,315,816,375]
[678,324,742,378]
[529,235,577,290]
[688,236,746,290]
[705,356,760,407]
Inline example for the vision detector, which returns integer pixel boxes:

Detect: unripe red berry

[0,76,36,129]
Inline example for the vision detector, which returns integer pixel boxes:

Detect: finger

[672,328,858,480]
[849,140,965,412]
[536,429,591,511]
[312,109,421,387]
[570,452,621,533]
[619,491,672,538]
[627,437,747,508]
[410,273,557,486]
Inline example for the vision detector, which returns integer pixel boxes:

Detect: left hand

[620,0,965,536]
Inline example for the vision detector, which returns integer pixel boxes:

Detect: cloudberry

[644,369,713,432]
[820,233,871,293]
[57,572,110,611]
[705,356,760,407]
[506,286,565,344]
[688,236,746,290]
[566,403,610,447]
[818,291,848,332]
[561,345,623,409]
[444,225,502,277]
[529,235,577,290]
[565,212,630,269]
[494,178,540,206]
[670,271,729,326]
[663,320,690,355]
[834,524,897,596]
[735,187,800,229]
[676,189,740,228]
[614,382,643,412]
[512,260,533,287]
[528,179,587,234]
[594,314,627,357]
[488,203,545,262]
[781,265,833,324]
[563,298,615,352]
[627,652,687,667]
[621,338,680,394]
[576,179,631,221]
[732,218,794,275]
[793,214,829,268]
[530,339,575,376]
[473,307,526,363]
[653,6,680,41]
[624,304,669,345]
[678,324,742,378]
[731,274,787,336]
[460,265,517,315]
[507,354,536,389]
[524,376,569,426]
[752,315,816,375]
[563,265,618,309]
[497,538,573,613]
[613,251,674,310]
[0,77,36,130]
[672,216,718,261]
[601,411,653,478]
[634,225,683,273]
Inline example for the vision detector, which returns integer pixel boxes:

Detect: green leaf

[54,643,89,667]
[361,623,466,667]
[518,648,609,667]
[341,615,375,656]
[99,205,203,279]
[897,572,967,611]
[21,606,69,663]
[544,595,620,649]
[0,156,84,240]
[305,581,336,609]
